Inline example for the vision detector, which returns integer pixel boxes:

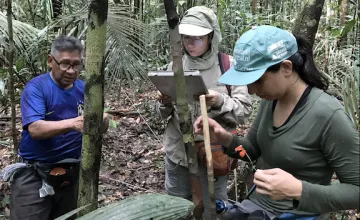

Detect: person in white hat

[156,6,253,219]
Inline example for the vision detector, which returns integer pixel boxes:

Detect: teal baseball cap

[218,25,298,86]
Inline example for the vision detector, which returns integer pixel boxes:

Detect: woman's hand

[157,91,172,105]
[205,90,222,107]
[193,116,233,147]
[253,168,303,200]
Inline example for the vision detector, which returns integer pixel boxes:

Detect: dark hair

[50,36,83,55]
[266,35,329,91]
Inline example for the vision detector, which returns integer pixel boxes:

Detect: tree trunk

[338,0,348,47]
[141,0,144,22]
[51,0,63,18]
[187,0,193,9]
[251,0,257,15]
[157,0,166,18]
[163,0,204,218]
[77,0,108,216]
[324,0,330,74]
[271,0,277,21]
[264,0,268,10]
[134,0,140,17]
[292,0,325,47]
[7,0,18,157]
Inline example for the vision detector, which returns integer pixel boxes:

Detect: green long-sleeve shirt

[225,87,359,215]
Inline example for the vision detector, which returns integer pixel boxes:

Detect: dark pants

[10,167,79,220]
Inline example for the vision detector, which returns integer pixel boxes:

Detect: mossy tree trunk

[77,0,108,216]
[292,0,325,47]
[7,0,18,157]
[163,0,204,218]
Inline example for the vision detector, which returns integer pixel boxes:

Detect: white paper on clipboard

[148,70,208,102]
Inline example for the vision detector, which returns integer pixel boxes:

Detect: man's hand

[253,168,303,200]
[193,116,232,147]
[70,116,84,133]
[157,91,172,105]
[205,90,222,107]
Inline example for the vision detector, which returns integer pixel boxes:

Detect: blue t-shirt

[19,72,84,163]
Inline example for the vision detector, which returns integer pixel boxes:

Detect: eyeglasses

[182,36,204,47]
[51,55,84,72]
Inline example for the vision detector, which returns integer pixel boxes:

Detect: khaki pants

[164,155,228,219]
[10,167,79,220]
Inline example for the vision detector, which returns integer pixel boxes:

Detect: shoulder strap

[218,52,232,97]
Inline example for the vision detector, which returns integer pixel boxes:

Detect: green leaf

[0,79,4,95]
[104,107,110,113]
[76,193,194,220]
[15,58,25,71]
[341,19,356,37]
[330,29,341,37]
[218,0,227,8]
[109,119,117,129]
[55,204,92,220]
[0,195,10,208]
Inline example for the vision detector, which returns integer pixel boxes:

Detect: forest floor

[0,81,358,219]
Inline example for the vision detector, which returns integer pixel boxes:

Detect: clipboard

[148,70,208,102]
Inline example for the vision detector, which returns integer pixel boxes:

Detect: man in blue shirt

[10,36,109,220]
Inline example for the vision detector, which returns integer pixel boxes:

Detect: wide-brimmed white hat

[179,23,213,36]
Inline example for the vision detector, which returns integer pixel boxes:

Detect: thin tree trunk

[324,0,330,74]
[187,0,192,9]
[77,0,108,216]
[292,0,325,47]
[157,0,165,18]
[163,0,203,218]
[338,0,348,47]
[251,0,257,15]
[7,0,18,157]
[26,0,36,26]
[141,0,144,22]
[134,0,140,16]
[356,0,359,48]
[51,0,63,18]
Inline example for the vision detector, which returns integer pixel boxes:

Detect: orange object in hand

[235,145,246,158]
[50,167,66,176]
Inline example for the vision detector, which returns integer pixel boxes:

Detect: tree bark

[324,0,330,74]
[271,0,277,21]
[51,0,63,18]
[134,0,140,17]
[77,0,108,216]
[251,0,257,15]
[7,0,18,157]
[187,0,193,9]
[163,0,203,218]
[338,0,348,47]
[292,0,325,47]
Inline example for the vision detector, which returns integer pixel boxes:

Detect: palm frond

[0,12,40,69]
[1,3,151,86]
[106,6,149,83]
[30,4,149,85]
[0,11,40,64]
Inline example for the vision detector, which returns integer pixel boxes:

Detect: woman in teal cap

[194,25,359,219]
